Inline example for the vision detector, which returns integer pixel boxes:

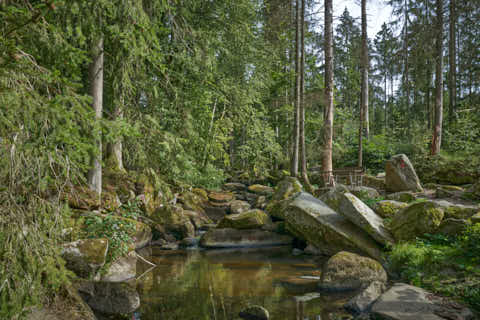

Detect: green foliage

[84,201,141,265]
[388,227,480,311]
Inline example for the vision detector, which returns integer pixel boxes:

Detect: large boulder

[208,191,234,203]
[100,250,136,282]
[199,228,292,248]
[319,251,387,292]
[385,154,423,193]
[217,209,271,230]
[371,283,475,320]
[373,200,408,218]
[339,193,394,245]
[390,201,444,241]
[61,238,108,278]
[283,192,383,261]
[77,280,140,315]
[151,205,194,239]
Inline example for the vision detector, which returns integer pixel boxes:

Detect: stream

[134,246,356,320]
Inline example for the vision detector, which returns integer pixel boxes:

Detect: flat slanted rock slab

[339,193,394,246]
[284,192,382,261]
[208,192,234,203]
[199,228,293,248]
[371,283,474,320]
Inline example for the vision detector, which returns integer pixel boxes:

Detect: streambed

[134,246,355,320]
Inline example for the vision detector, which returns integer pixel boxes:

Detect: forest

[0,0,479,319]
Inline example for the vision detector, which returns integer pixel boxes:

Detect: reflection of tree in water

[136,248,353,320]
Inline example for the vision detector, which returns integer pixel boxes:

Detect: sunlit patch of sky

[332,0,393,36]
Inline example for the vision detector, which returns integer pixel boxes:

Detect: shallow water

[135,246,355,320]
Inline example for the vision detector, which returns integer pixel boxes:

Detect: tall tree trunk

[358,97,363,168]
[299,0,311,189]
[431,0,443,155]
[87,37,104,197]
[448,0,456,123]
[291,0,300,177]
[361,0,369,139]
[107,99,124,171]
[384,69,387,131]
[403,0,410,112]
[323,0,334,186]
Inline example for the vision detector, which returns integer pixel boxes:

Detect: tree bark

[448,0,456,123]
[299,0,311,188]
[361,0,369,139]
[322,0,334,186]
[107,100,124,171]
[431,0,443,155]
[87,37,104,197]
[403,0,410,112]
[291,0,300,177]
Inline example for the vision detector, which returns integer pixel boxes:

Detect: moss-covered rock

[223,182,247,192]
[373,200,408,218]
[319,251,387,292]
[179,191,207,214]
[239,305,270,320]
[390,201,444,241]
[318,184,350,212]
[265,198,291,220]
[433,200,479,219]
[217,209,271,230]
[471,212,480,224]
[385,154,423,193]
[183,209,213,229]
[271,177,303,201]
[199,228,293,248]
[208,191,234,203]
[437,218,470,237]
[386,191,417,203]
[284,192,383,261]
[151,205,194,239]
[248,184,274,196]
[230,200,251,214]
[467,181,480,200]
[61,238,108,278]
[348,186,380,200]
[363,175,386,191]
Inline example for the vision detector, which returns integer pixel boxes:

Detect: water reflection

[136,246,354,320]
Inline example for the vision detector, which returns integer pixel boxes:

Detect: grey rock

[61,238,108,278]
[386,191,417,202]
[284,192,383,261]
[348,186,380,199]
[345,280,385,314]
[100,250,136,282]
[385,154,423,192]
[339,193,394,245]
[77,280,140,315]
[437,218,470,236]
[372,283,474,320]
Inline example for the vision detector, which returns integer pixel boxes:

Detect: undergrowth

[388,225,480,311]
